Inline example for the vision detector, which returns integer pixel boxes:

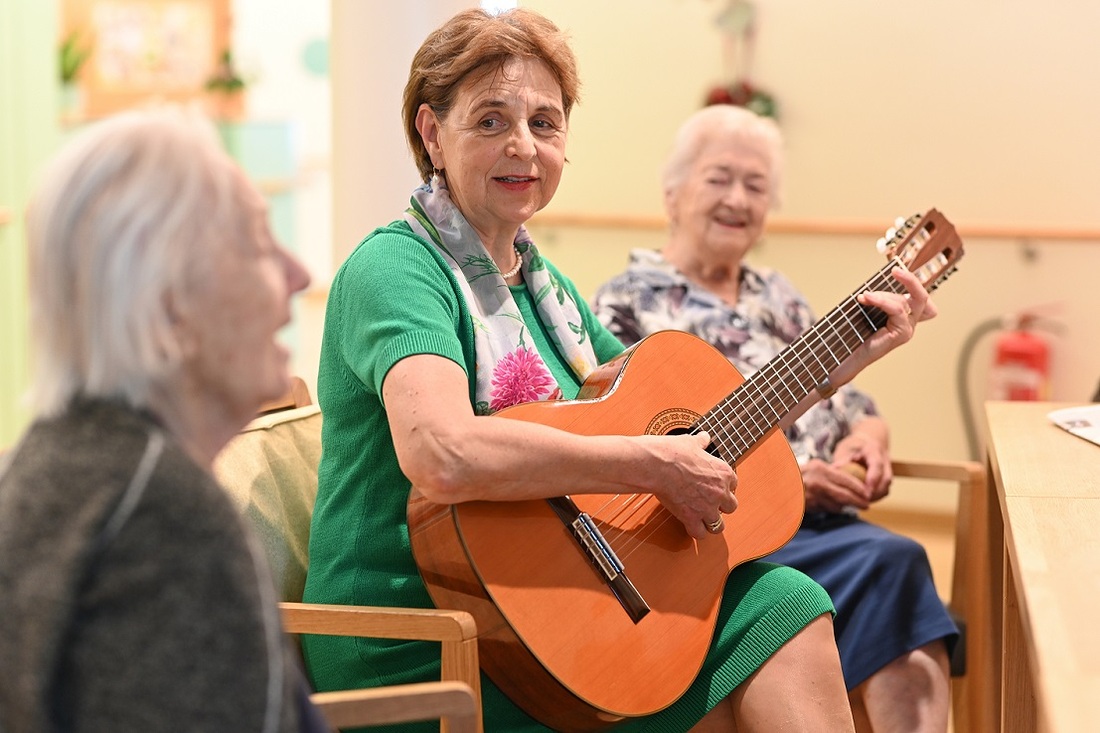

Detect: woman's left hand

[779,268,936,436]
[849,266,937,367]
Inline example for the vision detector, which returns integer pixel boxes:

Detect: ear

[163,289,199,362]
[414,103,445,170]
[663,186,680,227]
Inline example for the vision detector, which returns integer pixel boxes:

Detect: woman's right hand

[641,431,738,540]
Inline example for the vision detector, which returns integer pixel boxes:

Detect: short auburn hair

[402,7,580,183]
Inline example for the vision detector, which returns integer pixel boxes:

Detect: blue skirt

[762,512,959,690]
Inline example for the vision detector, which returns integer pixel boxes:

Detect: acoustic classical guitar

[408,209,965,731]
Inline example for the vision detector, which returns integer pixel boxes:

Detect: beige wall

[494,0,1100,511]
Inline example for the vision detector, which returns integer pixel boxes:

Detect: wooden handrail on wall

[256,177,297,196]
[528,211,1100,242]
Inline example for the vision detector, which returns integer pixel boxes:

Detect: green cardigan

[302,222,833,732]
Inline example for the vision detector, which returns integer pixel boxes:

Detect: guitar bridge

[548,497,650,623]
[572,512,624,580]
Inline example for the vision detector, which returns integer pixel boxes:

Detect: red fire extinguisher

[990,317,1051,401]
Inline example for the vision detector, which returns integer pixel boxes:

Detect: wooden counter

[984,401,1100,732]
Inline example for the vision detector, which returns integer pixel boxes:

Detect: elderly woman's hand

[800,459,873,512]
[831,418,892,501]
[802,419,894,512]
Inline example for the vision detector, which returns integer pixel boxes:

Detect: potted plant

[58,30,91,119]
[204,49,247,121]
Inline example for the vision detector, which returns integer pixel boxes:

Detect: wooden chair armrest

[281,601,482,732]
[280,601,477,641]
[311,681,478,733]
[891,459,984,487]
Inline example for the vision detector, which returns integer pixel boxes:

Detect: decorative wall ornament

[703,0,778,119]
[60,0,231,119]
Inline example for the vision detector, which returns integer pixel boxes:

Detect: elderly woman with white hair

[592,103,958,732]
[0,107,318,731]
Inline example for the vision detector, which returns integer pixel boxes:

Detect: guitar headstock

[876,208,965,292]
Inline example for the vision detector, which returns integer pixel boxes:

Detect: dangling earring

[431,167,445,190]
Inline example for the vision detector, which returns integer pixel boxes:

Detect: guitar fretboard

[698,259,907,465]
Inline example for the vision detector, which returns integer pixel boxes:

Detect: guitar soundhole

[646,407,701,436]
[649,408,728,480]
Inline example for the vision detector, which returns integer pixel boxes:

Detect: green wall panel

[0,1,59,446]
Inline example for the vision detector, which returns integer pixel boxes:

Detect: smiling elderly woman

[0,108,316,732]
[302,8,938,733]
[592,104,957,733]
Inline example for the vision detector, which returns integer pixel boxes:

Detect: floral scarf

[403,177,600,415]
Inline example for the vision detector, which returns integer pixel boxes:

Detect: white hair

[25,106,252,417]
[661,104,785,207]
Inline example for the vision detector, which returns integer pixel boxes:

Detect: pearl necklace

[499,245,523,279]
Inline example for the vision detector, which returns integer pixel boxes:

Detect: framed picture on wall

[61,0,230,119]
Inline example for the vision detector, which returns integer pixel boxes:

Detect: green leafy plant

[205,50,246,93]
[59,30,91,85]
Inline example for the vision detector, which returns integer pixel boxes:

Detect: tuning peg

[876,237,889,254]
[895,216,907,229]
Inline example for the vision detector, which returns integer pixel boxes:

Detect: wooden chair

[877,459,994,733]
[213,393,483,733]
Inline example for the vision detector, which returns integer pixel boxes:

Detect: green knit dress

[301,222,834,732]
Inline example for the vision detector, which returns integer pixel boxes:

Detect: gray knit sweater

[0,399,309,732]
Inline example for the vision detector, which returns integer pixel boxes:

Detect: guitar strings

[702,262,904,458]
[588,492,681,560]
[584,260,909,562]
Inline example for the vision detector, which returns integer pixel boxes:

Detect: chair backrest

[213,404,322,603]
[215,383,484,732]
[257,375,314,415]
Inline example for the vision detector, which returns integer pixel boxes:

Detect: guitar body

[408,330,805,730]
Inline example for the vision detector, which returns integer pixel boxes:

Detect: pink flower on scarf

[489,348,558,412]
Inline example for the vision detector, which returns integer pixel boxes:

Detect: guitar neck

[698,258,907,465]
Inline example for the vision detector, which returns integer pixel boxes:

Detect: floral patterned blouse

[591,249,879,465]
